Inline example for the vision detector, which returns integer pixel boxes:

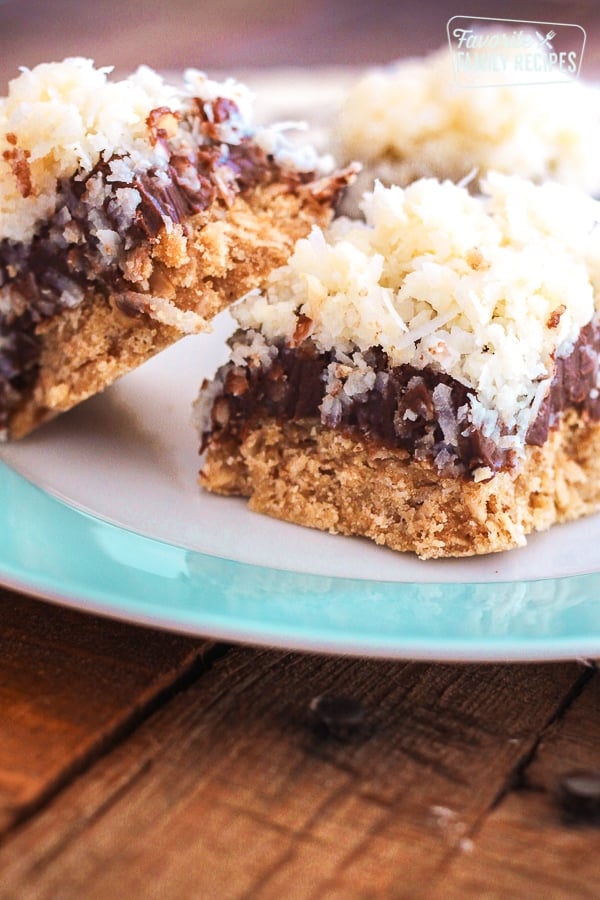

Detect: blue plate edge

[3,459,600,661]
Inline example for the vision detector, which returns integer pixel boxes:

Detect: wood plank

[0,589,216,834]
[427,667,600,900]
[0,647,586,899]
[528,663,600,787]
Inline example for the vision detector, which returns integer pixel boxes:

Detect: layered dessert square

[0,59,353,438]
[196,176,600,558]
[335,45,600,212]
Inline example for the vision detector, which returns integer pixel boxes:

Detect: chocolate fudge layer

[198,320,600,480]
[0,59,354,438]
[196,177,600,557]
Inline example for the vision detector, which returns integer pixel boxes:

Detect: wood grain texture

[0,646,590,899]
[428,666,600,900]
[0,590,216,835]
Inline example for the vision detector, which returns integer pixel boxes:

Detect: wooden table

[1,593,600,898]
[2,2,600,896]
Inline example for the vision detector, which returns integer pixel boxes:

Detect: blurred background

[0,0,598,83]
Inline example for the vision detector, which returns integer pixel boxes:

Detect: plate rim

[2,459,600,662]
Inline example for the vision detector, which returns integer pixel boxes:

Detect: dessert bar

[335,45,600,212]
[0,59,353,438]
[197,176,600,558]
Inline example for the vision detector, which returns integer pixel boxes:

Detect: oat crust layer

[200,410,600,558]
[9,180,336,438]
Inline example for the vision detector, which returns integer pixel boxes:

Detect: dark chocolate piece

[557,770,600,825]
[309,694,369,742]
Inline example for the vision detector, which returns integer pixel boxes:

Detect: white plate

[1,69,600,660]
[1,310,600,661]
[3,309,600,587]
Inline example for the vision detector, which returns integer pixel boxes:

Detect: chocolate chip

[309,694,368,742]
[557,770,600,824]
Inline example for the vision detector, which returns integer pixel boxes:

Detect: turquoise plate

[3,72,600,661]
[2,458,600,661]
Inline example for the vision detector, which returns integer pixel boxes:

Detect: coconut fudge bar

[196,175,600,559]
[0,59,353,438]
[335,45,600,212]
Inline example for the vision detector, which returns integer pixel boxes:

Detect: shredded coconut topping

[0,58,330,243]
[232,176,600,446]
[336,45,600,194]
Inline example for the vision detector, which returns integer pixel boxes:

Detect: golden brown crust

[199,410,600,558]
[9,179,340,438]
